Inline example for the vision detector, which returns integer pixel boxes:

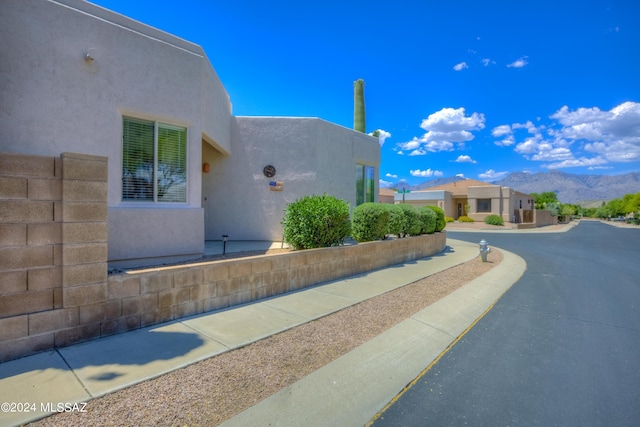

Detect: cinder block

[28,308,79,335]
[251,258,272,275]
[100,314,140,337]
[0,177,27,198]
[288,252,307,268]
[215,279,233,297]
[0,223,26,246]
[140,272,173,294]
[28,178,61,201]
[0,270,27,294]
[0,200,54,222]
[53,288,62,309]
[173,301,200,319]
[203,295,229,312]
[27,223,62,245]
[228,261,252,279]
[62,222,107,243]
[0,290,53,318]
[228,290,251,307]
[0,333,54,363]
[271,254,291,271]
[28,266,62,290]
[173,267,203,288]
[63,243,107,265]
[0,153,55,178]
[158,287,190,309]
[108,275,141,299]
[79,300,121,325]
[62,180,107,201]
[54,323,100,347]
[0,315,28,341]
[140,307,172,328]
[189,283,216,301]
[122,293,157,316]
[61,201,108,222]
[62,282,107,307]
[63,263,107,286]
[61,153,108,181]
[0,245,53,270]
[203,263,229,283]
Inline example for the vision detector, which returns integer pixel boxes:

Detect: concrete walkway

[0,238,525,426]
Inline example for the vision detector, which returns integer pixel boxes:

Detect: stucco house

[0,0,380,267]
[394,179,536,225]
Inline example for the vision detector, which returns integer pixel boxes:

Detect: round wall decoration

[263,165,276,178]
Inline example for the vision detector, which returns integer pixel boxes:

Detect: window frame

[356,164,375,205]
[121,116,188,204]
[477,198,492,213]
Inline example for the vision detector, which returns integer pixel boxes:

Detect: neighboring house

[395,179,535,224]
[379,188,396,204]
[0,0,380,267]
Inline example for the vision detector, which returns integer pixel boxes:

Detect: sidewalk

[0,238,525,426]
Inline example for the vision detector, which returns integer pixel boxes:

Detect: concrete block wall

[0,152,108,362]
[106,232,447,327]
[1,151,445,362]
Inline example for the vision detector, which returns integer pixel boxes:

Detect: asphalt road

[371,221,640,427]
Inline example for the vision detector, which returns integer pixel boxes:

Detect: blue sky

[90,0,639,187]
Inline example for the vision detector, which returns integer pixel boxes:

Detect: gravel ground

[33,249,502,427]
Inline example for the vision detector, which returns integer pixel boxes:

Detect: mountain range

[411,171,640,204]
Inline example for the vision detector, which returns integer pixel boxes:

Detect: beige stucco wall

[0,0,232,262]
[203,117,380,240]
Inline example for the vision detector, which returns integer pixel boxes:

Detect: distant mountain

[414,176,467,190]
[493,170,640,204]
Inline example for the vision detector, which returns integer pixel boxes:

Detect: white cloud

[396,107,485,156]
[481,58,495,67]
[508,101,640,169]
[478,169,508,180]
[491,125,512,137]
[456,173,466,178]
[507,56,528,68]
[453,62,468,71]
[410,169,443,178]
[369,129,392,146]
[385,173,398,179]
[379,179,394,188]
[455,155,477,163]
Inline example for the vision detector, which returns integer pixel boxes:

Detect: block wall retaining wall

[0,151,446,362]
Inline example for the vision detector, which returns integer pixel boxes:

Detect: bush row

[282,195,447,249]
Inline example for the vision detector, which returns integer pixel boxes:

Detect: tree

[530,191,558,210]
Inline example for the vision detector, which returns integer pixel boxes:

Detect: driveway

[372,220,640,426]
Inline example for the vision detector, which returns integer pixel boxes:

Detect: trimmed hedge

[351,203,390,242]
[423,205,446,232]
[282,194,351,250]
[484,214,504,226]
[399,204,423,236]
[386,204,405,238]
[418,207,437,234]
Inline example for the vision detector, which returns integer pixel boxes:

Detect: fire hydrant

[479,239,491,262]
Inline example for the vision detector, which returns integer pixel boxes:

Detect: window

[122,117,187,202]
[356,164,375,205]
[477,198,491,213]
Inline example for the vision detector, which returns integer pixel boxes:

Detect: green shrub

[418,207,437,234]
[282,194,351,250]
[398,204,422,236]
[351,203,390,242]
[445,216,454,223]
[386,204,405,237]
[423,205,446,232]
[458,215,474,222]
[484,214,504,226]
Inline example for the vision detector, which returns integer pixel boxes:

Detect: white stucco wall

[0,0,232,262]
[203,117,380,240]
